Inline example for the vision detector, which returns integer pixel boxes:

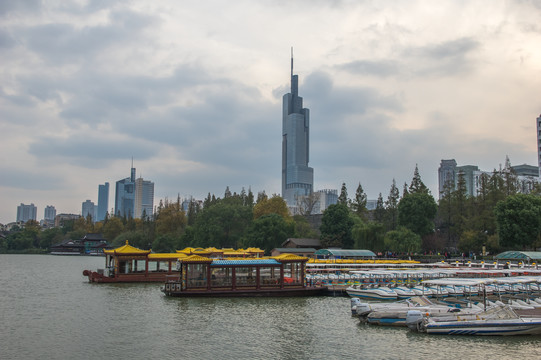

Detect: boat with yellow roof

[162,253,327,297]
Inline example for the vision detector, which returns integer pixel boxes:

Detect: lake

[1,255,540,359]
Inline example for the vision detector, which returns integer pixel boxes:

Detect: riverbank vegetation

[2,164,541,256]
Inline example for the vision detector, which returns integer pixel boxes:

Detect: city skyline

[1,1,540,224]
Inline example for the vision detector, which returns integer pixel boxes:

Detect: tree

[102,216,124,243]
[297,192,321,216]
[193,199,253,248]
[398,192,437,237]
[319,203,354,248]
[351,182,368,219]
[152,234,179,253]
[373,193,386,224]
[384,227,422,254]
[494,194,541,249]
[352,220,385,252]
[338,183,348,205]
[155,199,187,237]
[385,179,400,231]
[408,164,429,194]
[253,195,290,220]
[292,215,318,238]
[243,213,294,254]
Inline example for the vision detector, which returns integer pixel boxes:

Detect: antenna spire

[291,47,294,78]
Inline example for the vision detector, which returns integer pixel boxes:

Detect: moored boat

[406,306,541,336]
[162,253,327,297]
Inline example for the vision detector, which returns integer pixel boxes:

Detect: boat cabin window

[283,262,303,285]
[235,267,256,287]
[210,267,233,288]
[186,263,208,288]
[260,266,280,286]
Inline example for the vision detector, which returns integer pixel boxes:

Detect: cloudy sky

[1,0,540,224]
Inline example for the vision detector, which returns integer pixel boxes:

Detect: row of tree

[2,163,541,256]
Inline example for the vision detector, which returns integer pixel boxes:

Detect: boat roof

[211,259,280,266]
[103,241,151,255]
[495,251,541,261]
[314,249,377,257]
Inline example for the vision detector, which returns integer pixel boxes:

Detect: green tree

[408,164,429,194]
[152,234,179,253]
[384,227,421,254]
[385,179,400,231]
[351,182,368,219]
[398,192,437,237]
[192,199,253,248]
[374,193,385,224]
[352,219,385,252]
[320,203,354,248]
[243,213,294,254]
[155,199,187,237]
[338,182,348,205]
[292,215,319,238]
[494,194,541,249]
[102,217,124,243]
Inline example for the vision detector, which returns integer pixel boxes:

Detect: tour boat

[162,253,327,297]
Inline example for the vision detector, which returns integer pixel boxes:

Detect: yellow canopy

[148,253,188,260]
[104,240,151,255]
[272,253,308,261]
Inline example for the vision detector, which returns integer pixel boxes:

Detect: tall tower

[537,114,541,177]
[97,182,109,221]
[115,164,136,218]
[134,177,154,219]
[282,50,314,209]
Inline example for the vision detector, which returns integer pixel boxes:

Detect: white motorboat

[406,305,541,336]
[346,284,398,300]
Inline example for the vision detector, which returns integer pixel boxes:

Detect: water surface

[1,255,540,359]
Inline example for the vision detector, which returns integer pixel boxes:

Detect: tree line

[2,161,541,256]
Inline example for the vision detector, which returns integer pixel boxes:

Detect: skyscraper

[115,163,154,219]
[97,182,109,221]
[115,165,136,218]
[134,177,154,219]
[282,51,314,208]
[17,203,37,223]
[44,205,56,222]
[82,200,95,220]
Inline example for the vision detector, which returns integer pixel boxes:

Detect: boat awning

[495,251,541,261]
[211,259,280,266]
[314,249,376,258]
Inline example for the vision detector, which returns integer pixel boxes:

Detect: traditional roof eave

[103,240,151,255]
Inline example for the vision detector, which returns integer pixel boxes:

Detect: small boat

[406,306,541,336]
[346,284,398,300]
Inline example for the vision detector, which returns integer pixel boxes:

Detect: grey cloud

[0,28,16,48]
[336,59,401,77]
[0,0,42,16]
[28,135,158,168]
[0,165,65,191]
[18,9,158,65]
[405,37,480,76]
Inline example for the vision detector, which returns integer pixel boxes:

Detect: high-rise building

[438,158,539,198]
[17,203,37,223]
[115,163,154,219]
[282,51,314,209]
[115,165,136,218]
[82,200,95,220]
[97,182,109,221]
[44,205,56,222]
[134,177,154,219]
[537,115,541,177]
